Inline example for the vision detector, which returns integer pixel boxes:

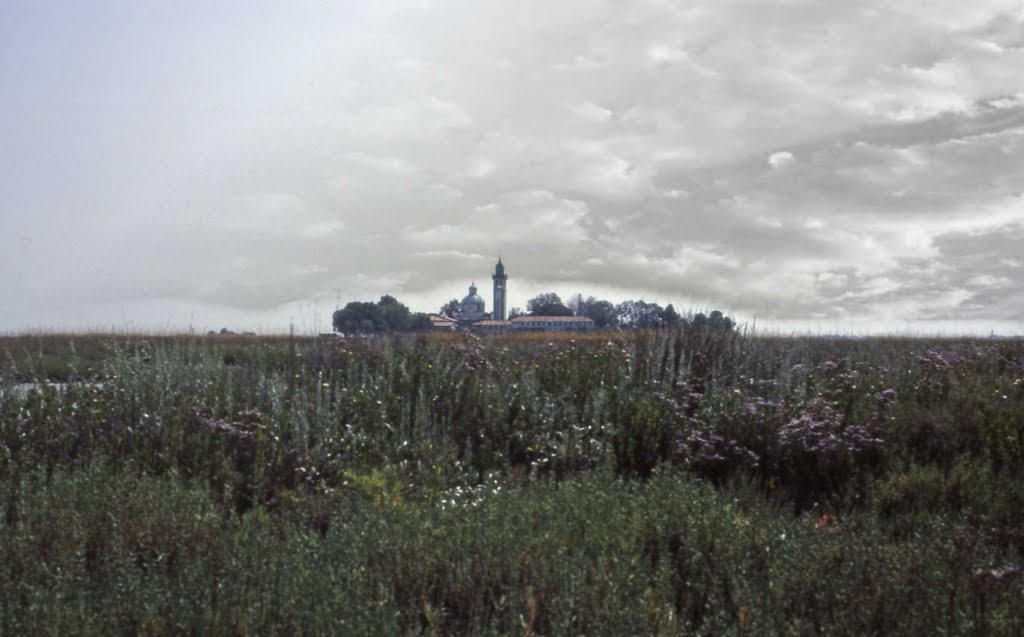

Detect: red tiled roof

[474,320,512,326]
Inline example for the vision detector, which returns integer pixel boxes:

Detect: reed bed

[1,330,1022,634]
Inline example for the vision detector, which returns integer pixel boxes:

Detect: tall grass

[1,330,1022,634]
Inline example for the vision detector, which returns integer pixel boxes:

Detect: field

[1,329,1023,635]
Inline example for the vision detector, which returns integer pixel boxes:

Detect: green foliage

[690,310,735,332]
[332,295,413,333]
[409,312,434,331]
[0,331,1023,633]
[440,298,460,317]
[575,295,618,327]
[526,291,573,316]
[3,466,1021,635]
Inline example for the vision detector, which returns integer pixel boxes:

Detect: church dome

[458,282,486,318]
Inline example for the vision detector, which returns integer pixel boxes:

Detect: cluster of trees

[332,295,432,334]
[439,298,460,318]
[335,292,735,334]
[526,292,736,331]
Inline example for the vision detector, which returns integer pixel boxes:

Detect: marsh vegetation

[1,329,1022,634]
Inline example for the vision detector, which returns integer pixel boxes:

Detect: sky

[2,0,1024,335]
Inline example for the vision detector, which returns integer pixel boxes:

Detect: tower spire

[492,257,508,320]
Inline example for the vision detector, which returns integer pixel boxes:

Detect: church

[455,258,507,323]
[432,258,595,333]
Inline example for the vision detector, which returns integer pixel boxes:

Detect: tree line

[331,295,433,334]
[333,292,734,333]
[534,292,734,331]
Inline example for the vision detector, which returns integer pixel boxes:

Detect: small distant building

[472,319,512,335]
[429,314,457,332]
[509,315,595,331]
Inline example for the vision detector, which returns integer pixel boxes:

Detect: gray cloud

[2,0,1023,333]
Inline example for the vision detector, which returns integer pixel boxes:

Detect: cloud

[767,151,794,169]
[2,0,1024,332]
[300,221,347,239]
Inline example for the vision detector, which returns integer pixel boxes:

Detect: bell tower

[491,258,507,320]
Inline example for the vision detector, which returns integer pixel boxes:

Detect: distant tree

[508,306,524,319]
[333,295,429,333]
[615,299,665,329]
[440,298,460,318]
[708,310,735,332]
[527,292,561,313]
[333,301,382,333]
[639,301,666,329]
[527,292,573,316]
[409,313,434,331]
[377,295,411,331]
[687,310,735,332]
[576,296,617,328]
[568,293,585,315]
[615,300,641,328]
[614,300,634,328]
[661,304,682,328]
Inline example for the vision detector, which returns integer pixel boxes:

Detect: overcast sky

[3,1,1024,335]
